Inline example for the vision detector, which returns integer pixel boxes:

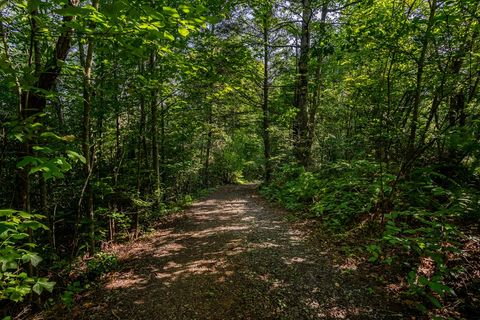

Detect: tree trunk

[79,0,99,257]
[22,0,80,118]
[306,2,329,162]
[14,0,79,213]
[293,0,312,167]
[204,103,213,187]
[262,17,272,183]
[139,62,149,172]
[150,52,161,207]
[160,100,167,185]
[407,0,436,163]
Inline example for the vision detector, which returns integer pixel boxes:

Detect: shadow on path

[75,184,402,320]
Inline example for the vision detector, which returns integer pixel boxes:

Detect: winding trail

[76,185,402,319]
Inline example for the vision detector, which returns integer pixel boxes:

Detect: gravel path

[74,184,403,319]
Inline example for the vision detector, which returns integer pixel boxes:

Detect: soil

[65,184,407,319]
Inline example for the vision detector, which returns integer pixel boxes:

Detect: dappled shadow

[74,185,403,320]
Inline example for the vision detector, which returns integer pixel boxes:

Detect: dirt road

[75,185,402,319]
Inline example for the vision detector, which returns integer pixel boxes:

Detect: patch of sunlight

[334,257,359,271]
[105,272,147,289]
[306,299,371,319]
[287,229,306,243]
[190,225,250,238]
[256,273,286,289]
[155,258,233,284]
[282,256,307,265]
[248,241,282,249]
[153,242,186,258]
[260,225,282,230]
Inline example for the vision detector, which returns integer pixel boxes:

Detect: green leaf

[17,156,40,168]
[178,5,190,13]
[418,275,429,286]
[32,146,53,154]
[53,157,72,171]
[5,285,31,302]
[17,211,35,219]
[162,6,179,17]
[427,294,442,308]
[61,135,76,142]
[32,278,55,295]
[61,290,74,307]
[21,253,43,267]
[20,220,48,231]
[40,132,63,141]
[66,150,86,164]
[428,281,450,296]
[163,31,174,41]
[178,27,189,37]
[11,232,30,240]
[13,133,24,142]
[0,257,18,271]
[0,209,19,217]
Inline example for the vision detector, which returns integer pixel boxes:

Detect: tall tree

[293,0,312,167]
[78,0,100,256]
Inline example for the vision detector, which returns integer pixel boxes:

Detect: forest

[0,0,479,318]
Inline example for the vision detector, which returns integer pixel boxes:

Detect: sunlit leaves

[179,4,190,14]
[0,210,51,302]
[178,26,189,37]
[162,6,179,18]
[163,30,175,41]
[66,150,86,164]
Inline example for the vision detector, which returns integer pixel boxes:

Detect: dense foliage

[1,0,479,318]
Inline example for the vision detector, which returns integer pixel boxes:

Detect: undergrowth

[261,161,480,317]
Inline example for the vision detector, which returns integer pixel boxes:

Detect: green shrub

[369,165,475,310]
[0,209,55,302]
[60,281,83,308]
[86,252,117,279]
[262,160,392,227]
[264,161,476,311]
[377,208,460,310]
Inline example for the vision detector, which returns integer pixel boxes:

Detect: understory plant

[0,209,55,302]
[262,160,393,227]
[263,161,477,312]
